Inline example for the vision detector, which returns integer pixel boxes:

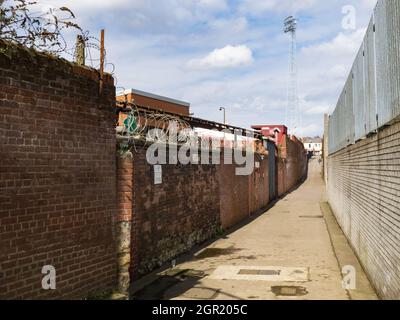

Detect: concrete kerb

[320,202,379,300]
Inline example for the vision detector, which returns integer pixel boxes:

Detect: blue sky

[39,0,377,136]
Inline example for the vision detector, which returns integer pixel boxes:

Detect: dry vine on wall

[0,0,81,54]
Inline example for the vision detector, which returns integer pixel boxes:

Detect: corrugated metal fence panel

[331,104,339,154]
[329,95,338,155]
[334,104,339,153]
[331,98,339,154]
[353,45,367,141]
[328,55,356,154]
[364,17,378,134]
[328,71,352,153]
[328,110,336,154]
[330,91,342,154]
[337,89,345,151]
[329,0,400,155]
[338,90,345,151]
[385,0,400,124]
[344,74,355,147]
[375,0,391,126]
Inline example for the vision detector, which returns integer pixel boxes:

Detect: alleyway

[133,159,378,300]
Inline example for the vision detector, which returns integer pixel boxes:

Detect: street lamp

[219,107,226,125]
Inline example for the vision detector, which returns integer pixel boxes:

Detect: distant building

[303,137,323,156]
[251,125,288,145]
[117,88,190,116]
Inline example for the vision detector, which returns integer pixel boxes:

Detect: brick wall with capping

[277,135,308,196]
[0,41,117,299]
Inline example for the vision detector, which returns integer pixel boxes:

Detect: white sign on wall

[154,165,162,185]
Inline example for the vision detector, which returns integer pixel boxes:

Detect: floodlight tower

[284,16,300,136]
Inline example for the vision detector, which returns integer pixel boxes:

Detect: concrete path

[133,159,378,300]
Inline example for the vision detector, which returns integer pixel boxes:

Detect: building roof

[303,137,322,143]
[252,124,287,131]
[121,88,190,107]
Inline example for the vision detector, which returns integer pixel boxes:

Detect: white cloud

[297,124,321,136]
[197,0,228,11]
[37,0,132,11]
[326,65,348,79]
[304,105,330,115]
[241,0,275,12]
[208,17,248,33]
[187,45,254,69]
[302,28,366,59]
[240,0,317,15]
[36,0,228,29]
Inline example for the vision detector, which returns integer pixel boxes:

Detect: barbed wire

[116,102,261,157]
[117,102,198,155]
[63,30,115,76]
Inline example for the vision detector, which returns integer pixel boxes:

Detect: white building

[303,137,323,156]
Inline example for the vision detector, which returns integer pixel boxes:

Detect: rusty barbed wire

[64,30,115,74]
[116,101,196,155]
[116,101,260,158]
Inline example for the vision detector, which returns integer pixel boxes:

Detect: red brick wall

[122,147,220,278]
[285,136,308,191]
[249,154,269,214]
[0,41,117,299]
[122,147,271,278]
[277,135,308,196]
[277,158,286,197]
[220,152,269,230]
[219,160,250,230]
